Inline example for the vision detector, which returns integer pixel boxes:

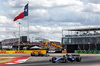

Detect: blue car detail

[55,57,63,61]
[51,54,81,63]
[71,58,75,60]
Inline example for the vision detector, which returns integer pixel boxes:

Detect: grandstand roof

[63,27,100,31]
[1,38,18,44]
[35,37,49,42]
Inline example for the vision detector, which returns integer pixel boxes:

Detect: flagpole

[18,22,21,50]
[27,1,29,44]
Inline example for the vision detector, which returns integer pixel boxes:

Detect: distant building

[1,36,27,46]
[1,36,61,51]
[1,38,19,46]
[1,36,27,50]
[62,27,100,53]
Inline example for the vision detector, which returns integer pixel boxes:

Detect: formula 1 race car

[31,52,49,56]
[49,54,81,63]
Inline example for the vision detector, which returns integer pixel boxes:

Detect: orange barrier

[62,50,67,53]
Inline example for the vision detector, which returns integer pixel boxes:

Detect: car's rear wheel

[41,54,45,56]
[63,55,68,63]
[31,53,35,56]
[76,57,81,62]
[63,58,68,63]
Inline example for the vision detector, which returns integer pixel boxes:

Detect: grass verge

[0,58,14,63]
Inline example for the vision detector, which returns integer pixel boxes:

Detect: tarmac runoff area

[1,53,100,57]
[1,53,100,66]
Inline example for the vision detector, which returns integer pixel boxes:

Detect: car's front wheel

[52,57,56,63]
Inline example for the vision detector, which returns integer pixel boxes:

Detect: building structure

[62,27,100,53]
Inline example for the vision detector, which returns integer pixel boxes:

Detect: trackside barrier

[46,50,67,53]
[0,50,46,54]
[75,50,100,54]
[46,50,62,53]
[62,50,67,53]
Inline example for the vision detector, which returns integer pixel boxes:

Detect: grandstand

[1,36,61,51]
[1,38,19,45]
[62,27,100,53]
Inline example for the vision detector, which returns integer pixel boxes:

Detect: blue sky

[0,0,100,42]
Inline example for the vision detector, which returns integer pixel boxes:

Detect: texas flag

[13,3,28,21]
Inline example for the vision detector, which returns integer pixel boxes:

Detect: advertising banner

[75,50,100,54]
[0,50,46,54]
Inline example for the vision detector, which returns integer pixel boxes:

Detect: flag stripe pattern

[13,3,28,21]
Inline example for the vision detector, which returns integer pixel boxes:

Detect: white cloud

[64,4,84,12]
[30,9,48,17]
[4,0,83,9]
[83,3,100,13]
[1,35,5,38]
[80,0,100,4]
[29,25,62,34]
[0,15,19,28]
[0,15,22,40]
[4,0,16,7]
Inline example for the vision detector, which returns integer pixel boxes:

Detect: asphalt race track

[2,56,100,66]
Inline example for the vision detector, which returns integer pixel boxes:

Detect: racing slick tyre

[70,59,74,62]
[45,54,49,57]
[52,57,56,63]
[63,58,68,63]
[63,55,68,63]
[38,53,41,56]
[76,57,81,62]
[41,54,44,56]
[31,53,35,56]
